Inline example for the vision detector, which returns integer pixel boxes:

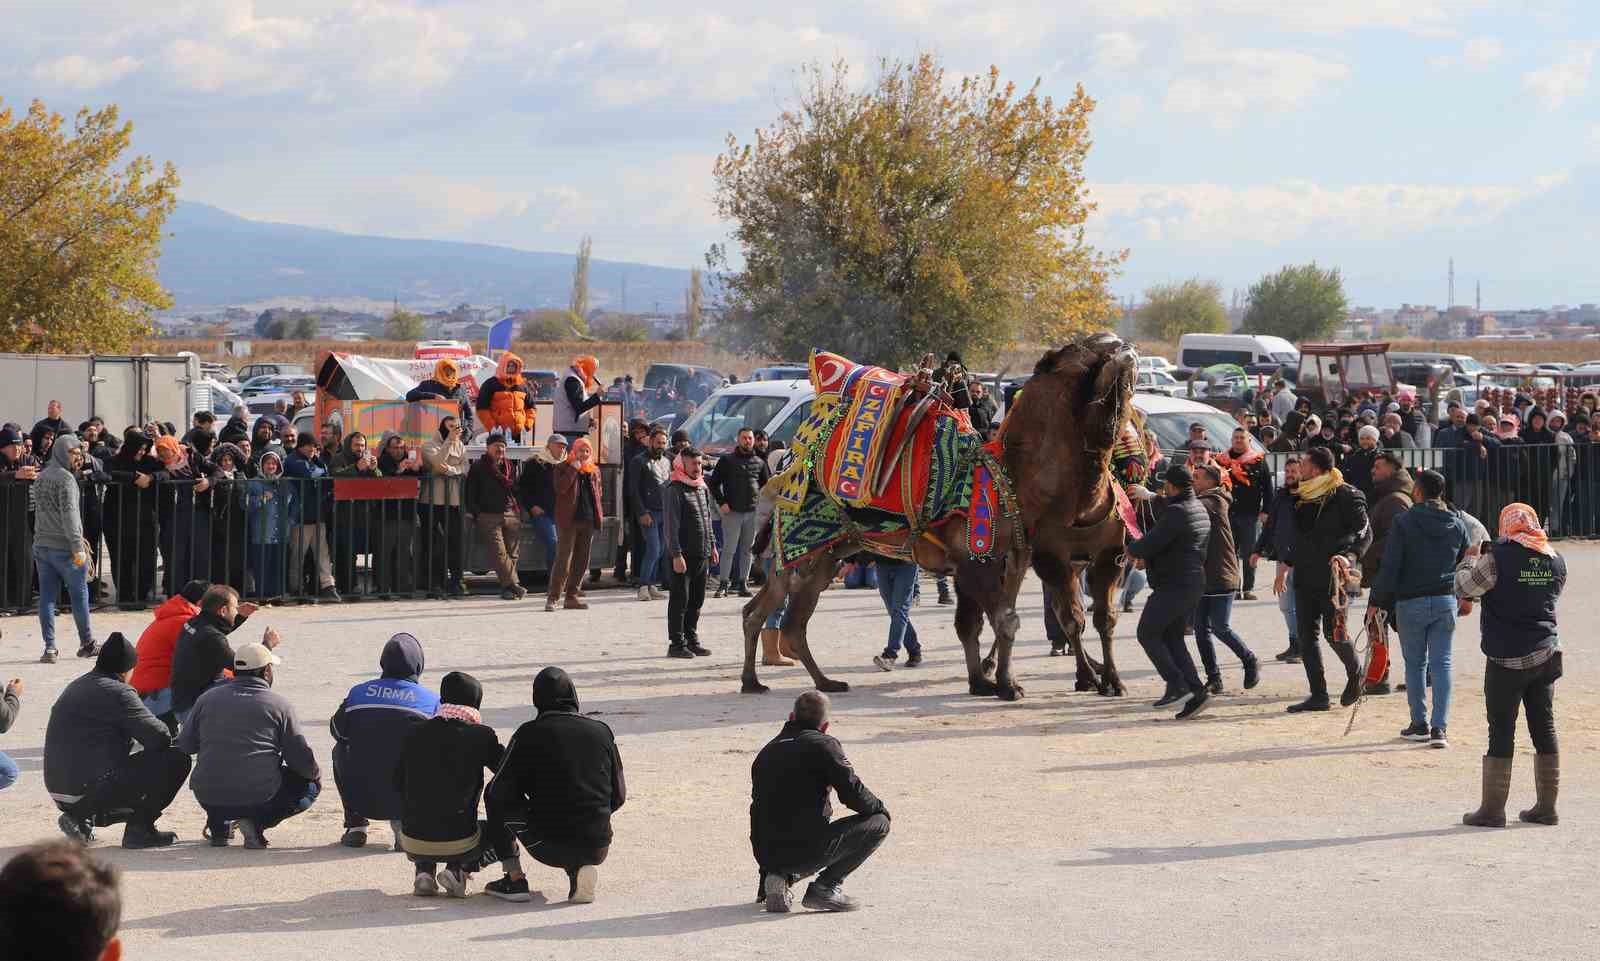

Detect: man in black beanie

[397,671,529,901]
[1127,464,1213,720]
[488,667,625,904]
[43,632,192,848]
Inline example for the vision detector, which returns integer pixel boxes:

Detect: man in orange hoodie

[475,353,538,443]
[129,580,231,734]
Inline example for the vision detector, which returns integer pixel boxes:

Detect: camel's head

[1025,332,1136,458]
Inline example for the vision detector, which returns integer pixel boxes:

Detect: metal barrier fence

[1163,441,1598,542]
[0,464,620,611]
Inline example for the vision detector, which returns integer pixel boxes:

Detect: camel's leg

[739,572,790,694]
[1061,562,1101,692]
[1089,550,1126,697]
[780,552,850,694]
[986,549,1032,701]
[955,568,997,696]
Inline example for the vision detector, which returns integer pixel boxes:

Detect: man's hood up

[533,666,579,714]
[380,632,425,680]
[46,433,80,471]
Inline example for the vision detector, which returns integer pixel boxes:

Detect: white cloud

[1091,32,1143,71]
[1523,46,1596,110]
[1093,173,1571,245]
[31,54,141,89]
[1430,35,1504,69]
[1164,41,1348,128]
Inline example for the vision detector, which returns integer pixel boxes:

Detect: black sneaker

[937,590,954,606]
[1152,688,1185,708]
[1364,681,1392,696]
[485,876,533,902]
[1429,727,1449,749]
[58,812,93,843]
[1048,643,1066,657]
[667,645,695,659]
[40,648,59,664]
[1176,691,1210,720]
[904,652,923,667]
[802,881,859,912]
[735,586,753,598]
[1286,696,1331,713]
[713,585,728,599]
[1400,721,1430,741]
[318,586,342,604]
[1242,656,1261,690]
[238,818,269,849]
[687,640,711,657]
[1340,675,1363,707]
[76,641,99,659]
[205,822,235,847]
[122,822,178,849]
[1274,647,1300,663]
[500,586,518,600]
[1206,676,1225,695]
[340,827,368,848]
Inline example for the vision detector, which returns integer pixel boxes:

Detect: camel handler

[1125,464,1211,720]
[1456,504,1566,828]
[751,691,890,914]
[1280,446,1369,714]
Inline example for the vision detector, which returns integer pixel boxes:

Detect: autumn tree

[685,266,703,339]
[1241,263,1348,343]
[519,308,585,342]
[384,309,425,340]
[0,99,180,352]
[293,313,321,339]
[1139,278,1226,342]
[709,56,1123,367]
[569,236,592,329]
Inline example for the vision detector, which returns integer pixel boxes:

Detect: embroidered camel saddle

[769,350,1014,567]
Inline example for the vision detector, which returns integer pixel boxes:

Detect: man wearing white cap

[177,641,321,849]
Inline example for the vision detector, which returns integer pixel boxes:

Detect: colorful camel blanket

[770,350,1009,567]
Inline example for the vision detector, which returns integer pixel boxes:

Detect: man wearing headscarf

[477,352,538,443]
[407,358,474,426]
[553,355,603,444]
[420,416,469,598]
[32,434,97,661]
[331,633,438,849]
[398,671,528,901]
[488,667,625,904]
[1126,464,1212,720]
[44,633,192,848]
[1456,503,1566,828]
[547,436,604,611]
[151,434,210,596]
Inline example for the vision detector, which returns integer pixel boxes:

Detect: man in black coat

[168,585,267,721]
[1282,445,1370,713]
[751,691,890,913]
[43,634,192,848]
[487,667,624,904]
[708,428,771,598]
[1127,465,1212,720]
[663,449,718,658]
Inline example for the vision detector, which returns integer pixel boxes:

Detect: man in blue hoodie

[283,434,340,603]
[1370,470,1470,749]
[330,633,439,849]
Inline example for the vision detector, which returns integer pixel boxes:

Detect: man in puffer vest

[330,633,439,849]
[476,353,538,443]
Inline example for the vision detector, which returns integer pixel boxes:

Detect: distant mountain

[159,201,695,313]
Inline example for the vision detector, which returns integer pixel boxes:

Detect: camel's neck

[1001,424,1115,528]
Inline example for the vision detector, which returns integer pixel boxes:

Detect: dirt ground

[0,546,1594,960]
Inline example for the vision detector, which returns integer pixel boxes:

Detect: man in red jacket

[128,581,217,734]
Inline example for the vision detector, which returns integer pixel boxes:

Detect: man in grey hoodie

[32,434,96,663]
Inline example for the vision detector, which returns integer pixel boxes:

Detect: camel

[738,333,1137,701]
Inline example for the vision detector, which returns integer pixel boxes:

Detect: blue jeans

[142,687,174,717]
[763,555,787,630]
[0,751,19,791]
[1279,569,1298,647]
[876,559,921,657]
[33,544,92,653]
[529,513,558,566]
[1396,594,1456,728]
[1194,592,1254,679]
[1120,566,1146,607]
[639,510,665,587]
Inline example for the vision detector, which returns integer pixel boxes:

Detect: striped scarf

[436,703,481,725]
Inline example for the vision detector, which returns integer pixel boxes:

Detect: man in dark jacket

[406,358,474,427]
[1217,427,1273,599]
[709,428,771,598]
[628,427,671,600]
[0,678,20,791]
[466,434,524,598]
[515,434,566,569]
[29,399,69,458]
[168,585,269,720]
[331,633,439,849]
[0,426,41,612]
[488,667,625,904]
[1255,455,1302,662]
[177,642,320,848]
[1358,452,1416,695]
[1370,470,1468,747]
[663,449,718,657]
[284,434,340,603]
[1192,465,1259,693]
[1126,464,1212,720]
[43,634,191,848]
[616,420,650,585]
[398,671,528,901]
[751,691,890,913]
[1282,445,1370,713]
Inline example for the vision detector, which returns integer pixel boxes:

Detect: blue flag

[487,315,514,354]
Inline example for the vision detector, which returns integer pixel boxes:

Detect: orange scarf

[573,355,598,391]
[1498,502,1555,556]
[1215,447,1263,488]
[567,436,599,475]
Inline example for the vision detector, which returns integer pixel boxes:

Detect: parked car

[1135,393,1266,458]
[1137,356,1176,374]
[1176,333,1298,380]
[643,363,724,403]
[676,379,814,460]
[749,364,810,382]
[236,362,309,383]
[1134,368,1181,397]
[240,374,316,398]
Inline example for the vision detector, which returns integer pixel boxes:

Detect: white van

[1176,333,1299,377]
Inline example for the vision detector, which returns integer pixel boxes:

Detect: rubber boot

[1519,754,1560,826]
[1463,755,1514,827]
[761,629,794,666]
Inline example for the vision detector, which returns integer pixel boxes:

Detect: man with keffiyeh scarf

[1281,445,1370,714]
[1216,427,1273,600]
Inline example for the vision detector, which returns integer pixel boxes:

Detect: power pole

[1476,281,1481,313]
[1448,257,1455,309]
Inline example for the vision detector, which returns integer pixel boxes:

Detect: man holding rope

[1281,446,1370,713]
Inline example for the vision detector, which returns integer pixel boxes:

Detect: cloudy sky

[6,0,1599,308]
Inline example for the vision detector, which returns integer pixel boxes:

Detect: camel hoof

[997,682,1024,702]
[817,678,850,694]
[968,678,999,697]
[1074,680,1098,693]
[980,656,996,676]
[741,679,770,694]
